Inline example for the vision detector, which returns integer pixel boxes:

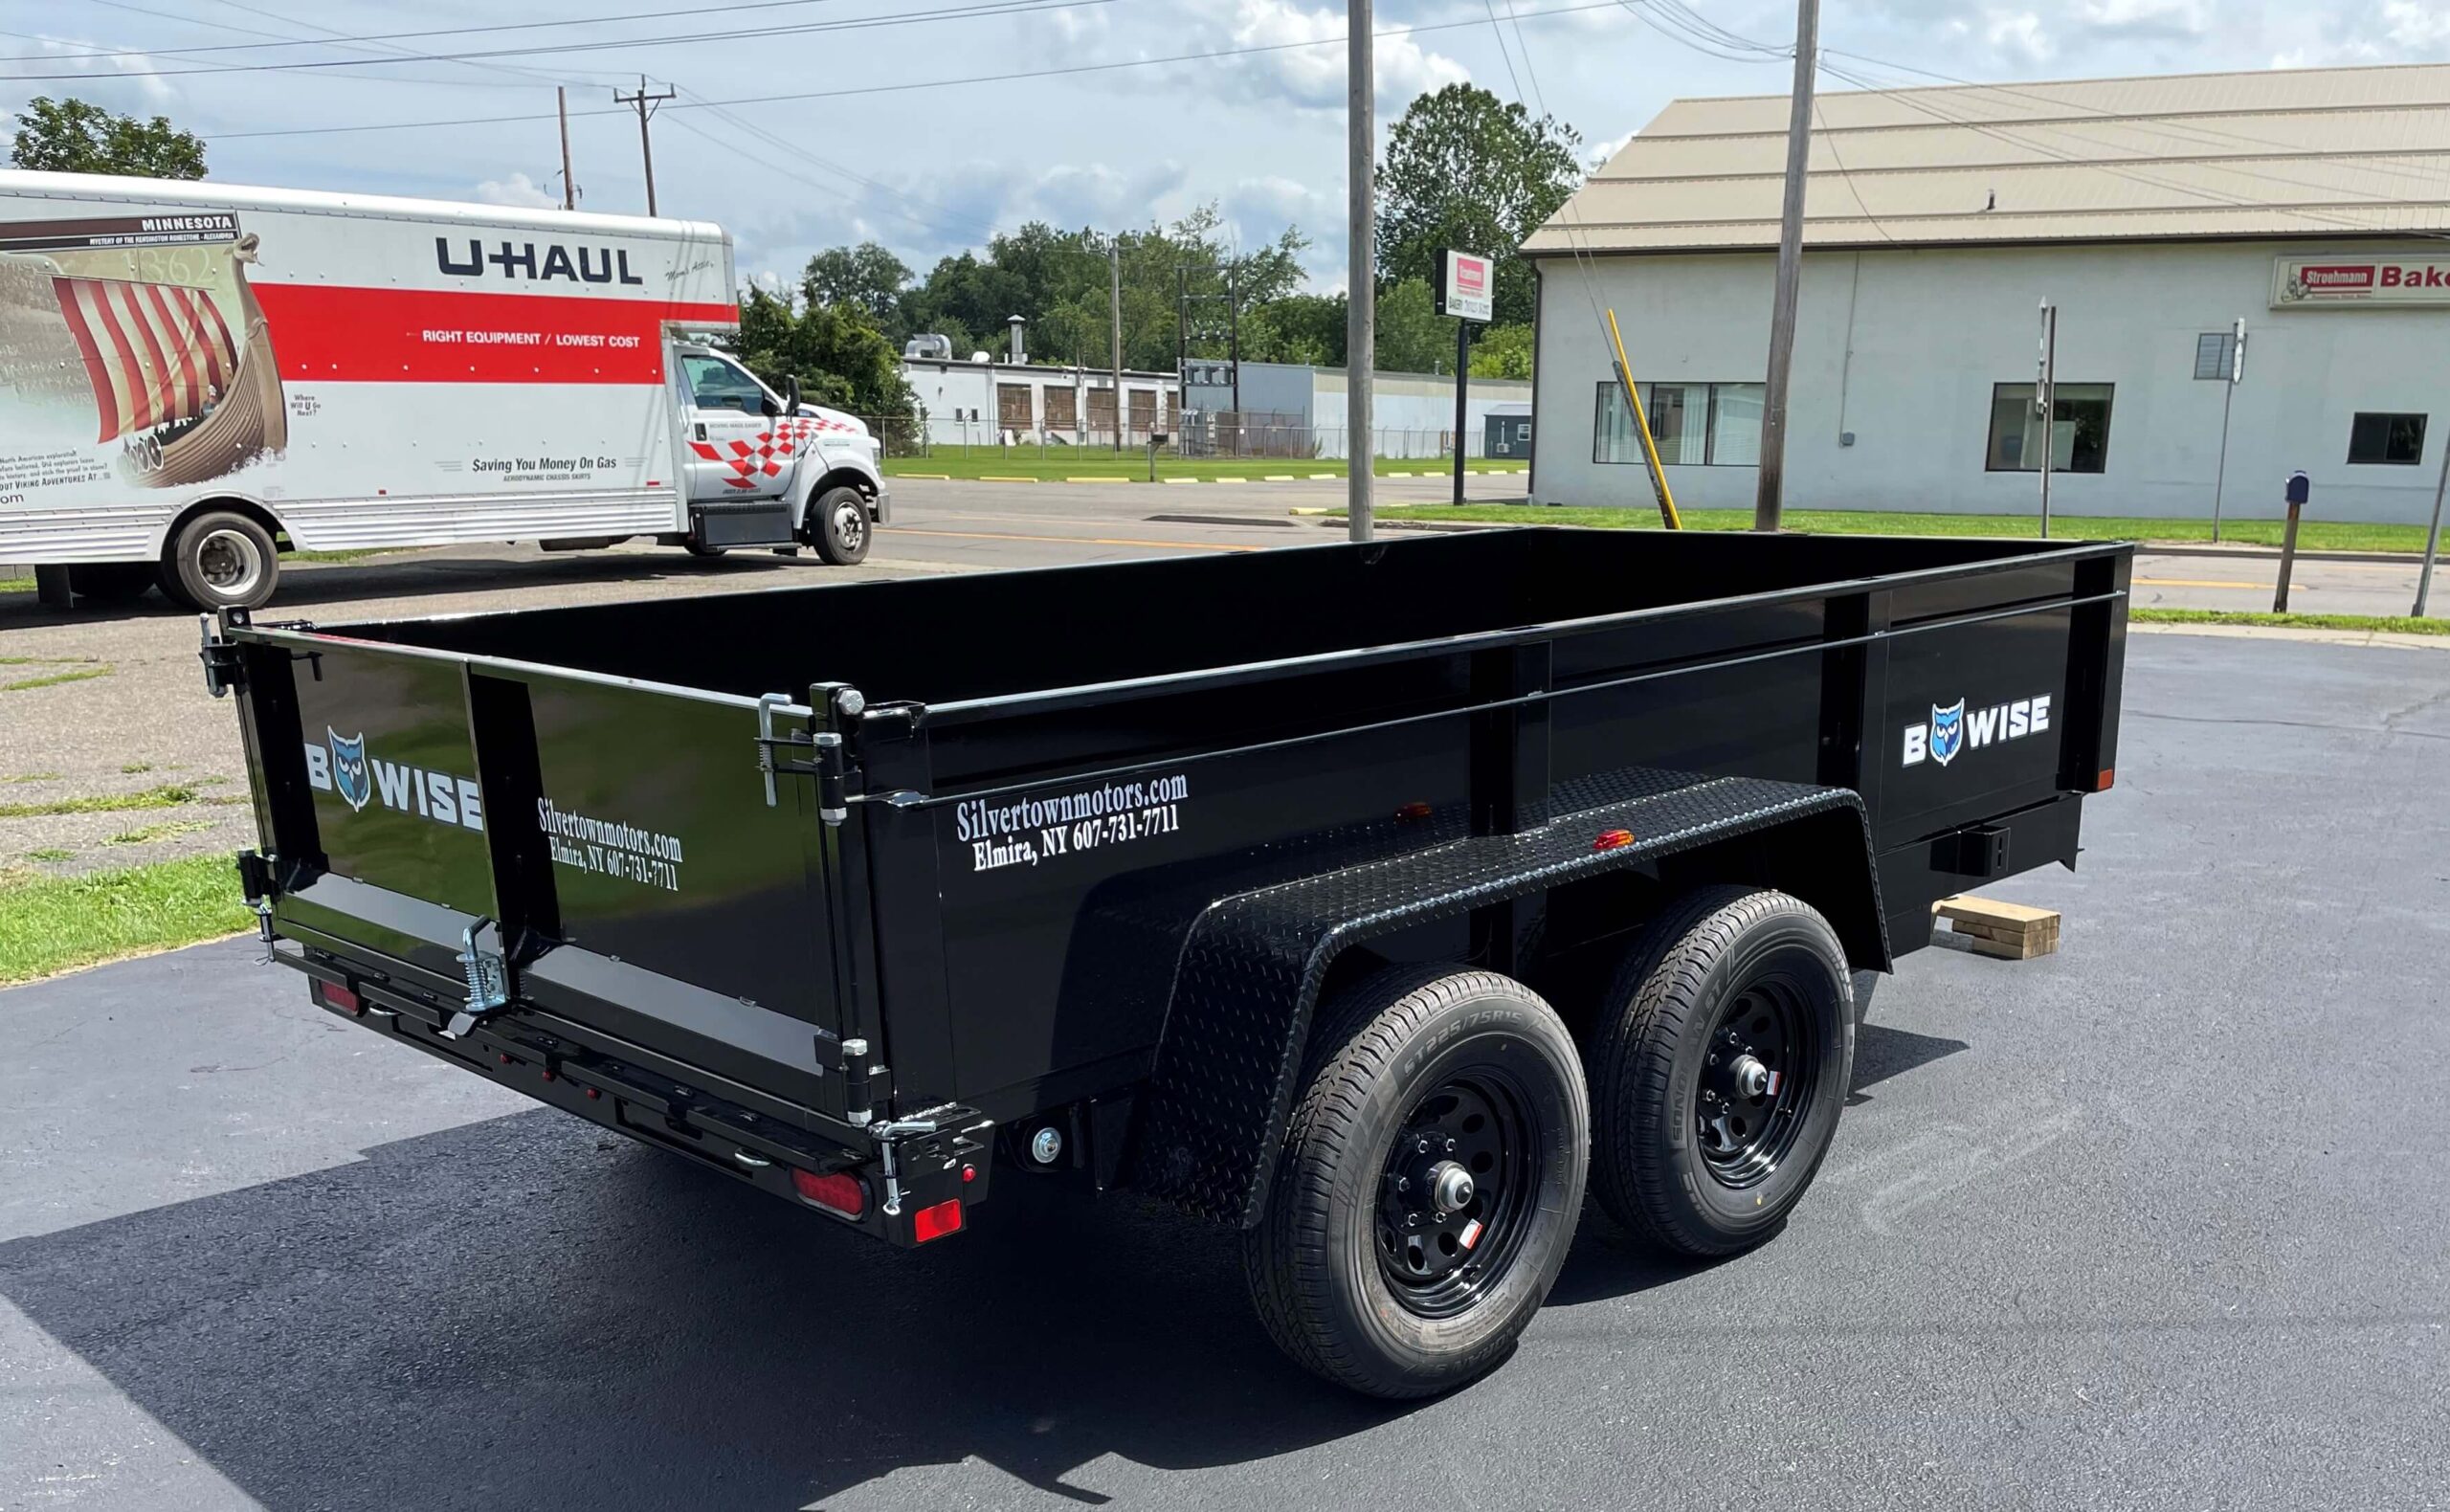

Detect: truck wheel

[160,510,279,611]
[810,485,871,565]
[1244,966,1588,1399]
[1591,887,1853,1257]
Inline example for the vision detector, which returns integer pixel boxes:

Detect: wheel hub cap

[1693,983,1818,1189]
[1374,1074,1538,1318]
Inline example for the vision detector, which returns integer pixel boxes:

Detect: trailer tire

[1591,887,1853,1257]
[160,510,279,611]
[811,485,871,565]
[1243,965,1588,1399]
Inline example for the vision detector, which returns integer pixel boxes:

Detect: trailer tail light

[791,1168,867,1218]
[1394,801,1433,820]
[2095,767,2115,791]
[1592,828,1635,852]
[911,1198,965,1243]
[313,979,362,1015]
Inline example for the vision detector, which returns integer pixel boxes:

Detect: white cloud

[1222,0,1468,111]
[2382,0,2450,44]
[1983,10,2057,62]
[2074,0,2214,32]
[1586,129,1634,171]
[474,172,559,209]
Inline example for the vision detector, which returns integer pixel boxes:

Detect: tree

[734,285,917,437]
[1376,83,1580,327]
[800,241,910,322]
[1468,322,1535,380]
[1241,291,1346,367]
[1372,278,1450,375]
[10,97,205,179]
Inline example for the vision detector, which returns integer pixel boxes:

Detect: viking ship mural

[0,223,285,489]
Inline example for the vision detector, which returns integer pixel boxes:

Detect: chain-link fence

[851,414,1504,464]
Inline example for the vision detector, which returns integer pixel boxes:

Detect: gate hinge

[443,919,512,1039]
[198,615,243,698]
[755,693,854,823]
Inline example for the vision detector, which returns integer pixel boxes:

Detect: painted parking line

[2134,575,2267,589]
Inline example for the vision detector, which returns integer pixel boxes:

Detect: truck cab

[668,342,890,564]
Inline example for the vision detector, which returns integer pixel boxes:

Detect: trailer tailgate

[229,627,851,1123]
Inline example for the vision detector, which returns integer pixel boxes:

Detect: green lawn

[1343,503,2439,555]
[883,448,1526,483]
[0,784,200,820]
[0,854,250,985]
[2131,608,2448,635]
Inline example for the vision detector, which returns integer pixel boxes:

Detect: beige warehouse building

[1526,62,2450,523]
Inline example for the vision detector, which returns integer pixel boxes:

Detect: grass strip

[0,784,198,819]
[0,854,249,985]
[2130,609,2447,635]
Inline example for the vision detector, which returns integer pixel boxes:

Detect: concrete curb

[2134,542,2426,566]
[2129,621,2449,651]
[882,470,1532,486]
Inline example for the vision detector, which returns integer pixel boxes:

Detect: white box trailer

[0,170,889,610]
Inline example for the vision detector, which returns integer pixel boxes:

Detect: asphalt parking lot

[2,625,2443,1510]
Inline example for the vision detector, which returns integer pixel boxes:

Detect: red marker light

[911,1198,965,1243]
[961,1164,978,1184]
[1592,828,1635,852]
[2096,767,2116,791]
[312,979,362,1015]
[1394,802,1434,820]
[791,1168,867,1218]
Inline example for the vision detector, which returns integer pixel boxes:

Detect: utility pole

[2209,317,2245,542]
[557,87,577,211]
[2037,298,2057,540]
[1347,0,1375,542]
[1228,264,1243,417]
[1110,239,1125,454]
[614,76,675,216]
[1751,0,1820,532]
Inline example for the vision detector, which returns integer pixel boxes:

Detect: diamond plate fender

[1125,767,1887,1226]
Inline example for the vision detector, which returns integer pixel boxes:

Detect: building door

[1127,389,1156,443]
[996,382,1035,434]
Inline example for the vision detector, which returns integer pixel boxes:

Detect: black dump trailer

[210,527,2129,1397]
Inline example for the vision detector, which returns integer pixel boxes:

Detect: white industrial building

[1182,361,1534,460]
[1526,62,2450,523]
[899,349,1178,448]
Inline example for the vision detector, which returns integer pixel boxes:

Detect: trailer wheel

[811,485,871,565]
[1243,966,1588,1399]
[160,510,278,611]
[1591,887,1853,1257]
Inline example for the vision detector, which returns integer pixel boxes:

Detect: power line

[30,0,632,90]
[3,0,862,63]
[201,0,1631,142]
[4,0,1136,81]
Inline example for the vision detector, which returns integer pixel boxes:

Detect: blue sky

[0,0,2420,292]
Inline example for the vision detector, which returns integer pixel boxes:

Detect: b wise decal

[303,729,484,832]
[1904,694,2050,768]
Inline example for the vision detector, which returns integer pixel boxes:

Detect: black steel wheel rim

[1374,1067,1542,1320]
[1693,968,1822,1189]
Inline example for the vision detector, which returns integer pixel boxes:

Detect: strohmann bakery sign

[2273,256,2450,307]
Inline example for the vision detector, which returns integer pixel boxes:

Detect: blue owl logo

[1928,700,1965,767]
[327,728,371,811]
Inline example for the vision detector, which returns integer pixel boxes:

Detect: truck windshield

[682,354,770,413]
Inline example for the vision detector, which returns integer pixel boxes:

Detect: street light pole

[1347,0,1374,543]
[2417,424,2447,618]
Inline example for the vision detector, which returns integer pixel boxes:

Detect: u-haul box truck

[0,169,889,610]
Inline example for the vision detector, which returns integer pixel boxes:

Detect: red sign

[2273,256,2450,306]
[1455,256,1486,293]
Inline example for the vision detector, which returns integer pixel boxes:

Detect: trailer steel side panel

[219,527,2129,1232]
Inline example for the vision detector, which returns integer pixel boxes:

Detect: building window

[1986,383,2113,474]
[1594,381,1765,465]
[2347,411,2426,466]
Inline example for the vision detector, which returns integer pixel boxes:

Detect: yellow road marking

[2135,575,2265,589]
[1063,476,1134,484]
[892,527,1257,553]
[976,475,1038,483]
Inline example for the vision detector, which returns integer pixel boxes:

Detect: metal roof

[1524,62,2450,256]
